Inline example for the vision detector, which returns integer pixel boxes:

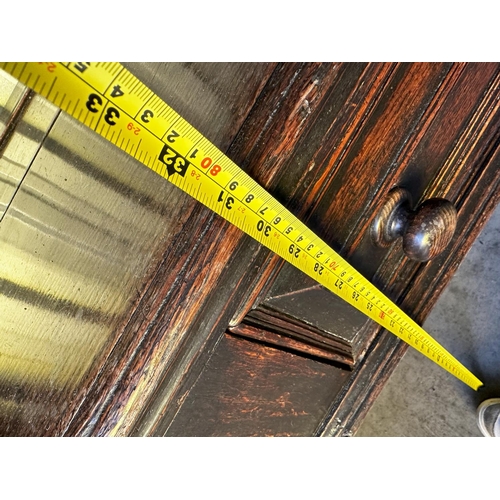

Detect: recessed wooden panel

[232,279,373,365]
[165,334,350,437]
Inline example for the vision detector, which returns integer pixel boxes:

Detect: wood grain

[1,63,498,436]
[137,63,500,437]
[67,63,500,437]
[321,120,500,436]
[164,334,350,437]
[230,63,500,377]
[230,322,349,363]
[230,63,395,323]
[165,64,500,437]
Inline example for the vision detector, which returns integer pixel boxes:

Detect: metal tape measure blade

[0,62,483,391]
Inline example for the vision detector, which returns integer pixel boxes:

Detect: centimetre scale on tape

[0,62,483,391]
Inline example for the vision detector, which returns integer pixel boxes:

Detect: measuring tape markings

[0,62,483,390]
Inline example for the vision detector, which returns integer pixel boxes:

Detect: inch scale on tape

[0,62,483,390]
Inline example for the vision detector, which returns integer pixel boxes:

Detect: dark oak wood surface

[224,63,500,370]
[149,63,500,437]
[165,334,350,437]
[0,63,498,436]
[59,62,500,436]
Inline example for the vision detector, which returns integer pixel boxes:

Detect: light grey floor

[356,203,500,437]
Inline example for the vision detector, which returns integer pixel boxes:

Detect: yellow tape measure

[1,62,483,390]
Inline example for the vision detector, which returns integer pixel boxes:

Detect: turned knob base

[371,188,457,262]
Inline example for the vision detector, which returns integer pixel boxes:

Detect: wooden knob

[371,188,457,262]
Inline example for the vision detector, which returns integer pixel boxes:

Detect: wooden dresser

[0,62,499,436]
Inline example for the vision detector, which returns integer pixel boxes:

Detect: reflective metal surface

[1,111,188,380]
[0,65,194,432]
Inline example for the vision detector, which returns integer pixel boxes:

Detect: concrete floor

[356,203,500,437]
